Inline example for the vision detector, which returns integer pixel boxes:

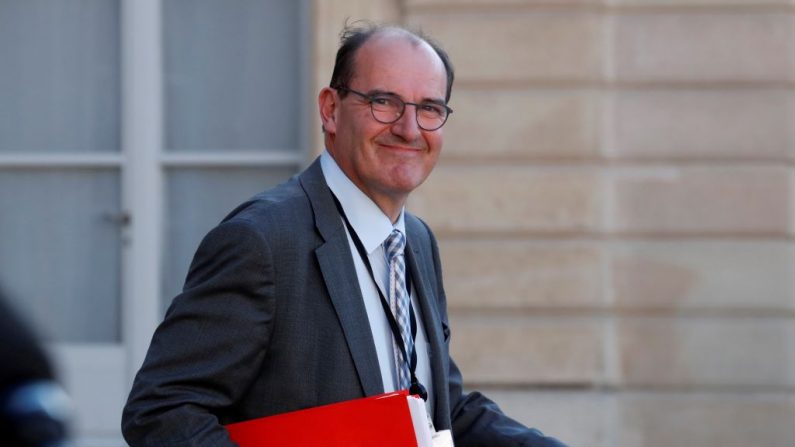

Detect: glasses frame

[335,86,453,131]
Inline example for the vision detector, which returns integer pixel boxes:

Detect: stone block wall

[314,0,795,445]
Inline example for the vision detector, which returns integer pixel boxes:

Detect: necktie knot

[384,229,406,262]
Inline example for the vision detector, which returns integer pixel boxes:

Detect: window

[0,1,309,443]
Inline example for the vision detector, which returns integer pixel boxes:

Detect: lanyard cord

[330,192,428,400]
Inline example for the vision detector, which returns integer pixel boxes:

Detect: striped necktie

[384,229,412,390]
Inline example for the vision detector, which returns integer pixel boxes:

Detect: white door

[0,1,309,445]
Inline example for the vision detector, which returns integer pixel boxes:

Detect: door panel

[162,0,302,151]
[0,169,121,342]
[0,0,120,153]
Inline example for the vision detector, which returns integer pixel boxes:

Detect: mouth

[377,142,425,152]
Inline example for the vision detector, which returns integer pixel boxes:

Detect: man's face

[321,34,448,215]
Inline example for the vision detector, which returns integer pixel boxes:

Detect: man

[122,23,567,447]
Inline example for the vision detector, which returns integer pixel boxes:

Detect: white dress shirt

[320,150,434,415]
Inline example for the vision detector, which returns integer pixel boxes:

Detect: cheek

[352,116,384,145]
[425,131,444,154]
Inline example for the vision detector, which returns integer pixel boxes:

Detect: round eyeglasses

[335,86,453,131]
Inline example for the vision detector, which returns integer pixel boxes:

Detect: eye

[371,95,395,106]
[420,103,445,116]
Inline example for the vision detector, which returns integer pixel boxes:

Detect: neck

[367,190,405,225]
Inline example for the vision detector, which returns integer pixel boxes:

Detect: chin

[392,175,428,194]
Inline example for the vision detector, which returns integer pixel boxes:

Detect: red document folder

[225,390,420,446]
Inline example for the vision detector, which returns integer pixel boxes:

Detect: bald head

[329,22,455,102]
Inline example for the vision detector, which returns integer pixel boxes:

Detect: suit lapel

[404,219,452,429]
[299,160,384,396]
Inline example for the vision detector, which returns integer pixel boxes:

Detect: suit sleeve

[424,226,569,447]
[122,220,275,447]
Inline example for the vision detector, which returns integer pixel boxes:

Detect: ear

[318,87,338,134]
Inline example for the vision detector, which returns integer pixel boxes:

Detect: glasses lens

[370,95,403,123]
[417,103,447,131]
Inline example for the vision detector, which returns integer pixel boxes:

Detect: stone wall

[314,1,795,445]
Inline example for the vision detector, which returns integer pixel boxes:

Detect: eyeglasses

[335,86,453,131]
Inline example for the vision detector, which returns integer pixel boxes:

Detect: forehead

[351,34,447,99]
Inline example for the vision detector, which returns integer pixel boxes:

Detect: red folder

[225,390,419,446]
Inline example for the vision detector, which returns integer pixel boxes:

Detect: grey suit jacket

[122,158,566,447]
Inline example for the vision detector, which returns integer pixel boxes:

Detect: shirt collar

[320,150,406,254]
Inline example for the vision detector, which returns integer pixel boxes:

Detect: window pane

[0,0,120,153]
[162,167,296,311]
[163,0,302,151]
[0,170,121,342]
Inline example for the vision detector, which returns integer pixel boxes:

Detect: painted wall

[314,0,795,445]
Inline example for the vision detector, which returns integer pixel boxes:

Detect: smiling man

[319,30,446,223]
[122,23,567,447]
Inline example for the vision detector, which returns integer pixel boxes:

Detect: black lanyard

[331,192,428,401]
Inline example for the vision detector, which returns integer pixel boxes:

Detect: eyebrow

[366,88,447,106]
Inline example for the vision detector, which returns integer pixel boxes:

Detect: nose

[390,105,422,141]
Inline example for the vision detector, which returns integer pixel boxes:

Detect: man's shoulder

[222,158,326,225]
[220,175,312,231]
[404,211,441,260]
